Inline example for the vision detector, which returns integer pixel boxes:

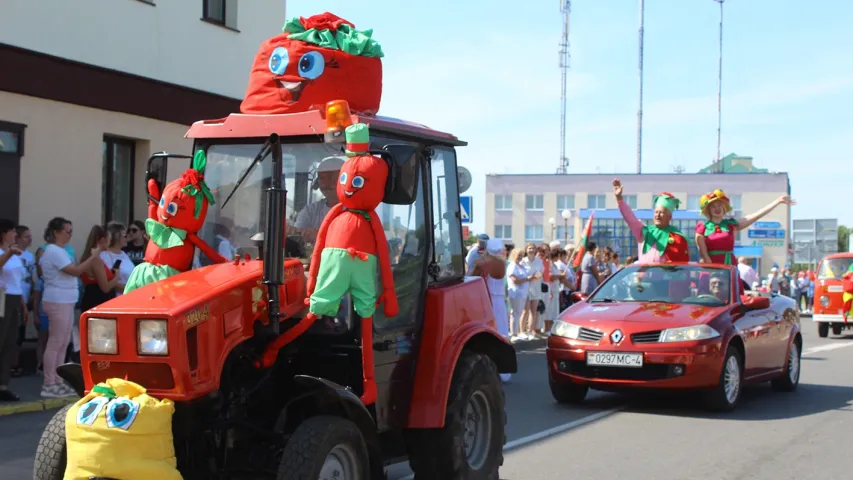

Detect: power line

[557,0,571,174]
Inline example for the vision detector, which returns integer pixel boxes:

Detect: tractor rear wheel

[406,351,505,480]
[33,404,72,480]
[277,415,369,480]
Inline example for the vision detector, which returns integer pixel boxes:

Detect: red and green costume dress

[843,263,853,323]
[695,218,738,265]
[641,224,689,262]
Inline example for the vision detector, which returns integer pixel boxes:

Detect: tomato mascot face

[337,156,388,211]
[157,176,207,234]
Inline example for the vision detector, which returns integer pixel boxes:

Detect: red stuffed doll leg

[258,313,318,368]
[359,315,377,406]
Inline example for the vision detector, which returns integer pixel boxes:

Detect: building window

[623,195,637,209]
[202,0,237,29]
[495,194,512,211]
[587,194,606,209]
[687,195,701,211]
[525,194,544,211]
[557,194,575,210]
[495,225,512,239]
[102,136,136,225]
[730,194,742,213]
[525,225,544,242]
[0,120,26,223]
[556,225,575,244]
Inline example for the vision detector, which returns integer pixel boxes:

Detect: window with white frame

[494,225,512,239]
[202,0,238,30]
[556,225,575,243]
[525,225,544,242]
[623,195,637,209]
[687,195,701,211]
[525,194,544,211]
[587,194,606,209]
[494,194,512,211]
[730,194,742,213]
[557,194,575,210]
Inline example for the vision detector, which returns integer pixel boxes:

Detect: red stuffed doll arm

[306,203,345,297]
[147,179,160,220]
[187,233,229,264]
[369,214,398,317]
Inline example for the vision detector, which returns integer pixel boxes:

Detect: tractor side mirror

[146,152,192,201]
[378,144,420,205]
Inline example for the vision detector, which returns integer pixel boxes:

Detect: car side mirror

[571,292,588,303]
[741,295,770,311]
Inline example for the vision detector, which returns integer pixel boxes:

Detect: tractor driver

[291,156,345,243]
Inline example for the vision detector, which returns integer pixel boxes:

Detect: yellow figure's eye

[76,396,110,426]
[106,398,141,430]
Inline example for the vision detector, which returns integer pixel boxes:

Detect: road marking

[395,408,621,479]
[803,342,853,356]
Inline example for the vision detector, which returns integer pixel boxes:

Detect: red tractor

[33,103,515,479]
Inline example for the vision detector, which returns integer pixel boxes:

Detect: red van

[813,253,853,337]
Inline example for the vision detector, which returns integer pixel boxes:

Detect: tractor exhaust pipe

[263,133,286,334]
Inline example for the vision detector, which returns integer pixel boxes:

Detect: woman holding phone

[100,222,134,295]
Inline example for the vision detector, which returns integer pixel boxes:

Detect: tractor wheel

[818,323,829,338]
[832,323,843,336]
[277,415,369,480]
[405,352,505,480]
[33,404,72,480]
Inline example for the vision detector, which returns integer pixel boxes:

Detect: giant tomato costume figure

[843,264,853,323]
[124,150,228,293]
[261,123,397,406]
[241,12,384,115]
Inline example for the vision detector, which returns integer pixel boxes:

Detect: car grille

[578,327,604,342]
[631,330,663,344]
[556,360,684,381]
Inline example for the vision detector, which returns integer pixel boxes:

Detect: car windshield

[818,257,852,280]
[588,264,732,306]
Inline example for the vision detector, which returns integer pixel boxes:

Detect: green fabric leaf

[641,225,686,254]
[702,218,738,237]
[146,218,187,249]
[347,208,371,221]
[92,385,116,398]
[283,19,384,58]
[192,149,207,175]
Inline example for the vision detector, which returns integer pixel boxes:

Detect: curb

[0,397,77,418]
[0,339,548,418]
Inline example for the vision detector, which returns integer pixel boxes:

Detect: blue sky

[286,0,853,234]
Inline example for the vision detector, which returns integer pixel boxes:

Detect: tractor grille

[631,330,663,344]
[578,327,604,342]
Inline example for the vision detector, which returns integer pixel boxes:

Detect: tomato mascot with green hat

[260,122,397,405]
[644,193,689,262]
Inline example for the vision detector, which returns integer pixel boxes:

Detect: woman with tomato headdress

[695,189,795,265]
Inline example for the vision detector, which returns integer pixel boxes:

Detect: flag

[572,211,595,268]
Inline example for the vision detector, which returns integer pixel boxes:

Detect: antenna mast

[713,0,725,173]
[636,0,645,174]
[557,0,571,174]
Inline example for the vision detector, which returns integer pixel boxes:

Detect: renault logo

[610,329,624,344]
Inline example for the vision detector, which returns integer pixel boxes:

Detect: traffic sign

[460,196,472,224]
[747,229,786,239]
[754,221,781,229]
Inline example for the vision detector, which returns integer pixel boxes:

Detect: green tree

[840,225,850,252]
[464,231,477,247]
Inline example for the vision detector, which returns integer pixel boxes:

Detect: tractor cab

[36,101,516,480]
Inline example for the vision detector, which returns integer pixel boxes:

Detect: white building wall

[0,0,286,98]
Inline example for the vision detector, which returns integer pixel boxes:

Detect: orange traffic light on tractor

[324,100,354,143]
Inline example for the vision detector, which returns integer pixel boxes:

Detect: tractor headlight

[87,318,118,354]
[551,320,582,340]
[660,325,720,343]
[820,296,830,308]
[138,319,169,356]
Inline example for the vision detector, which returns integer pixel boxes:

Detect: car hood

[564,301,728,326]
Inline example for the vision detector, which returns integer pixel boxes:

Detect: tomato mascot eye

[159,196,165,207]
[167,202,178,215]
[269,46,289,76]
[297,51,325,80]
[339,172,348,185]
[351,176,365,189]
[76,396,110,426]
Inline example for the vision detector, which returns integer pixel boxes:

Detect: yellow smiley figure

[64,378,182,480]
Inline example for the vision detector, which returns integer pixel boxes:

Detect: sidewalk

[0,337,547,417]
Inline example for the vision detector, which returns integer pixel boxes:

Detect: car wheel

[33,404,72,480]
[277,415,369,480]
[704,345,742,412]
[405,352,505,480]
[549,380,588,404]
[771,338,801,392]
[818,323,829,338]
[832,324,843,335]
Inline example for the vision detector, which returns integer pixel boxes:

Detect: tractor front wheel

[406,352,505,480]
[34,404,72,480]
[277,415,370,480]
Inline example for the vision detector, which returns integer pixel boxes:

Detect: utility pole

[557,0,571,174]
[713,0,724,172]
[636,0,645,174]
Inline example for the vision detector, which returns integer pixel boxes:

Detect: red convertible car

[547,263,801,411]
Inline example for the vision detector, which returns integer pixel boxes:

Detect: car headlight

[660,325,720,343]
[820,296,830,308]
[551,320,582,339]
[87,318,118,354]
[138,319,169,356]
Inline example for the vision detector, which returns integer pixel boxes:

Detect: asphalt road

[3,320,852,480]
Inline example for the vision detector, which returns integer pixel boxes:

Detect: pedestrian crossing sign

[460,196,472,224]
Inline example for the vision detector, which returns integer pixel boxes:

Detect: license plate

[587,352,644,368]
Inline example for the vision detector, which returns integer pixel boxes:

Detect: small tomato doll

[261,123,397,406]
[124,150,228,293]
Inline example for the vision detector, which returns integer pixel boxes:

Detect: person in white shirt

[38,217,103,399]
[0,219,26,402]
[465,233,489,274]
[736,256,760,290]
[506,248,531,342]
[292,156,345,239]
[100,222,136,296]
[767,267,780,293]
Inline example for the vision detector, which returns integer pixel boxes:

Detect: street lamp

[561,209,572,245]
[548,217,557,242]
